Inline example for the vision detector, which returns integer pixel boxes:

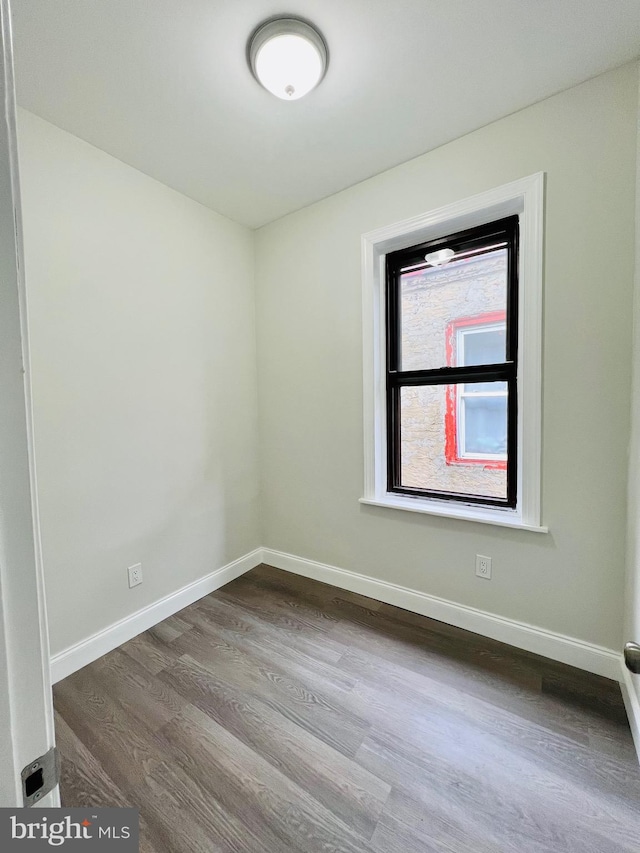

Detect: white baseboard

[262,548,622,682]
[50,548,263,684]
[620,663,640,764]
[49,542,635,759]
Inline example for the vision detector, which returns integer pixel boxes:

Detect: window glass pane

[399,385,507,500]
[461,395,507,456]
[463,380,507,394]
[462,327,505,366]
[399,248,507,371]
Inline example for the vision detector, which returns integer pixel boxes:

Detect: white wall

[18,110,261,658]
[255,63,638,651]
[624,65,640,735]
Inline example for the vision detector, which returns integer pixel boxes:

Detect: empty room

[1,1,640,851]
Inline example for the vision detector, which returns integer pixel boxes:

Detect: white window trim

[360,173,547,532]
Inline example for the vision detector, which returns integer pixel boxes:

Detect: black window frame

[385,215,519,509]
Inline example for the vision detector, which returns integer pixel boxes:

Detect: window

[445,313,507,468]
[385,217,518,508]
[361,174,545,531]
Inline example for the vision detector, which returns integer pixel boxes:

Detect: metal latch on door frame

[21,746,59,806]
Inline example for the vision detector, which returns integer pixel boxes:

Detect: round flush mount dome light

[249,17,328,100]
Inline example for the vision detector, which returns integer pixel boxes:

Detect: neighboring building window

[361,173,545,530]
[385,216,518,508]
[445,312,507,469]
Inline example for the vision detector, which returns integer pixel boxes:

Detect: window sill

[359,495,548,533]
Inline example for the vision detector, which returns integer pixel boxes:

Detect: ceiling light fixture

[248,18,328,100]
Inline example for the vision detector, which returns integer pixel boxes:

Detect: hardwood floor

[54,564,640,852]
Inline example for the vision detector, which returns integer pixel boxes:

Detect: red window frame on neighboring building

[445,310,507,470]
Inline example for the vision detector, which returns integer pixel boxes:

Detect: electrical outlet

[475,554,492,579]
[128,563,143,588]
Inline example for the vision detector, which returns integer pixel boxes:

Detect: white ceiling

[12,1,640,228]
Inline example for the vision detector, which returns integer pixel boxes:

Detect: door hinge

[21,746,59,806]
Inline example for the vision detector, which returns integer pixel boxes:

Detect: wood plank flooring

[54,564,640,852]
